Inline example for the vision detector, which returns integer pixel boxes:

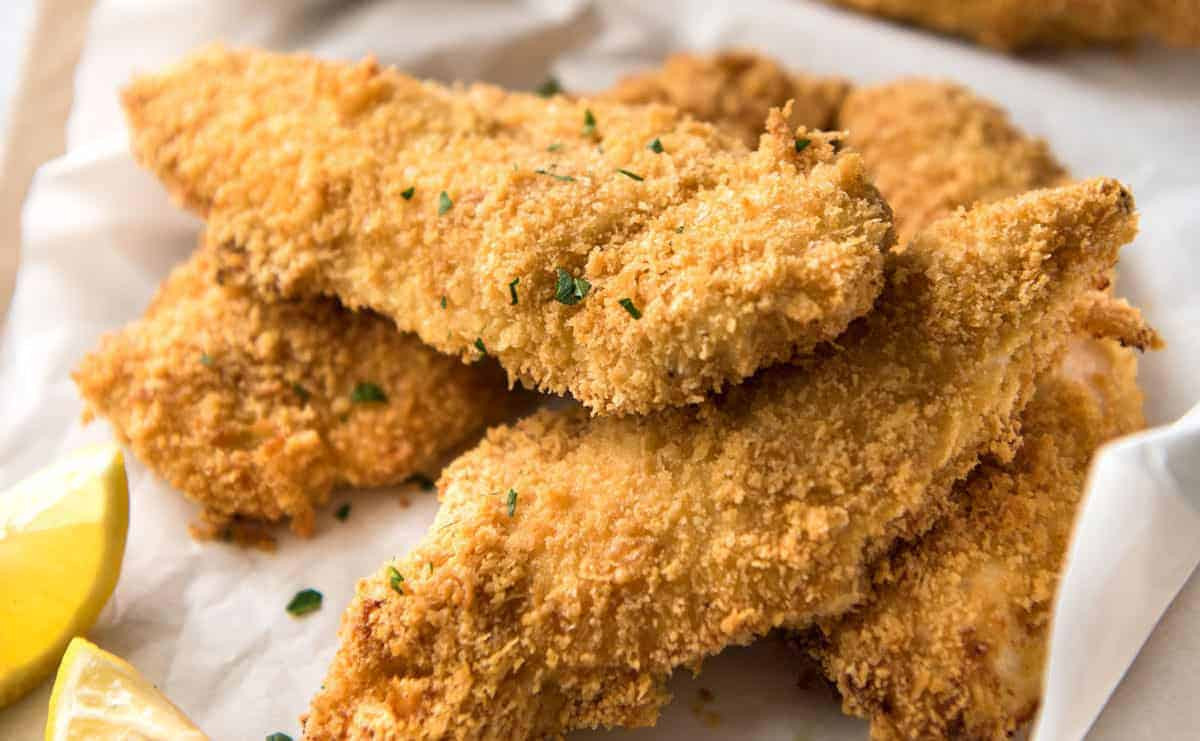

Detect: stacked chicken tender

[76,47,1161,740]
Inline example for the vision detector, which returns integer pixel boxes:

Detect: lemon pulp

[46,637,207,740]
[0,445,129,708]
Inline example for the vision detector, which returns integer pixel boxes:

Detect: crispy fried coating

[121,45,895,416]
[839,79,1068,244]
[601,50,851,146]
[809,331,1149,740]
[1073,289,1165,352]
[73,248,526,537]
[301,180,1134,739]
[828,0,1200,50]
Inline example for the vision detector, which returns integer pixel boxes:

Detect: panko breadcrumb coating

[795,73,1161,738]
[827,0,1200,50]
[838,79,1068,244]
[809,331,1150,740]
[301,180,1135,739]
[601,50,851,146]
[121,45,895,416]
[73,247,527,537]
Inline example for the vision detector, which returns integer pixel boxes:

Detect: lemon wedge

[46,637,207,740]
[0,444,128,708]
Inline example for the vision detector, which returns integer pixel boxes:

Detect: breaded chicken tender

[601,50,851,146]
[808,332,1149,740]
[838,79,1068,244]
[73,247,526,537]
[121,46,895,416]
[827,0,1200,50]
[301,180,1134,739]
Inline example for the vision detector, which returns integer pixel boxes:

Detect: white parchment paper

[1,1,1198,739]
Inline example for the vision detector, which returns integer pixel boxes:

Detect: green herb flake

[437,191,453,215]
[474,337,487,355]
[440,295,447,309]
[285,589,322,617]
[509,277,520,305]
[407,473,436,491]
[676,225,685,234]
[266,733,294,741]
[292,383,311,402]
[334,503,351,521]
[350,382,388,404]
[794,137,811,153]
[401,186,415,200]
[536,77,563,97]
[582,109,597,137]
[648,137,664,153]
[506,488,518,517]
[547,142,562,152]
[616,168,644,182]
[388,565,405,594]
[618,298,642,319]
[534,168,576,182]
[199,353,213,367]
[553,267,591,305]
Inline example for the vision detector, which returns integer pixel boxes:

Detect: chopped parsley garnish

[474,337,487,355]
[616,168,644,181]
[350,382,388,404]
[582,109,597,137]
[438,191,453,215]
[285,589,322,616]
[648,137,664,153]
[553,268,591,305]
[401,186,415,200]
[506,488,518,517]
[794,137,811,153]
[676,225,685,233]
[618,298,642,319]
[266,734,294,741]
[334,503,351,521]
[440,295,447,309]
[509,277,520,305]
[536,76,563,97]
[388,565,404,594]
[407,473,436,491]
[547,142,562,152]
[534,169,575,182]
[292,383,311,402]
[199,353,213,367]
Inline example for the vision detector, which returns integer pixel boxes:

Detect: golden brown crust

[121,45,895,416]
[827,0,1200,50]
[301,180,1135,739]
[839,79,1068,244]
[73,247,527,536]
[1072,289,1166,351]
[601,50,851,146]
[810,332,1148,740]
